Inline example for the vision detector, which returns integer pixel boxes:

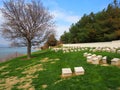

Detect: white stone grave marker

[74,67,85,75]
[62,68,72,77]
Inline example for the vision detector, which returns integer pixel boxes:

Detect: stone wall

[63,40,120,48]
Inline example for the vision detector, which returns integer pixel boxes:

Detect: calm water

[0,47,35,58]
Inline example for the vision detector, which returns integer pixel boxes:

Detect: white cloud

[0,0,81,43]
[56,25,69,39]
[51,9,81,39]
[43,0,81,39]
[51,10,80,24]
[0,37,10,45]
[0,11,9,45]
[0,11,5,25]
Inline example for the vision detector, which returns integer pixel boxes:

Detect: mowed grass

[0,49,120,90]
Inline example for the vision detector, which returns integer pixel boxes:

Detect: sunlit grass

[0,50,120,90]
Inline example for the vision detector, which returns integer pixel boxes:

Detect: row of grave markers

[61,52,120,78]
[89,47,120,53]
[52,47,120,54]
[84,52,120,66]
[62,67,85,78]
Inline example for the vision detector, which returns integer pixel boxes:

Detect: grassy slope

[0,50,120,90]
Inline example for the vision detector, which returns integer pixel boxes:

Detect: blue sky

[0,0,116,45]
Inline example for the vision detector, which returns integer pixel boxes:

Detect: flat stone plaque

[111,58,120,66]
[62,68,72,77]
[92,57,100,64]
[74,67,85,75]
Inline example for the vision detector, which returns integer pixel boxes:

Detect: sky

[0,0,116,46]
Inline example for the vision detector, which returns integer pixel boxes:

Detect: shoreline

[0,47,37,63]
[0,52,24,62]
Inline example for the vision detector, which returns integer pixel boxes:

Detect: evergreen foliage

[60,0,120,43]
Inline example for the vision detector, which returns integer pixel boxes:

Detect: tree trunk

[27,40,31,59]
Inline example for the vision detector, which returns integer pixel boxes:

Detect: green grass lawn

[0,49,120,90]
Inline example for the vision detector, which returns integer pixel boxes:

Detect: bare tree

[0,0,55,59]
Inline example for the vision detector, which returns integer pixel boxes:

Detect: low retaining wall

[63,40,120,48]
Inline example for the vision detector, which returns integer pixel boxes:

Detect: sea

[0,47,36,61]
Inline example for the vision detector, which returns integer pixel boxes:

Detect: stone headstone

[93,49,97,52]
[117,50,120,54]
[111,58,120,66]
[87,53,92,57]
[111,49,116,53]
[92,57,100,64]
[97,55,102,60]
[74,67,85,75]
[62,68,72,77]
[91,54,96,58]
[83,52,88,57]
[102,56,107,64]
[87,56,93,63]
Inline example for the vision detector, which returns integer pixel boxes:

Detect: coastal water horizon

[0,47,36,62]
